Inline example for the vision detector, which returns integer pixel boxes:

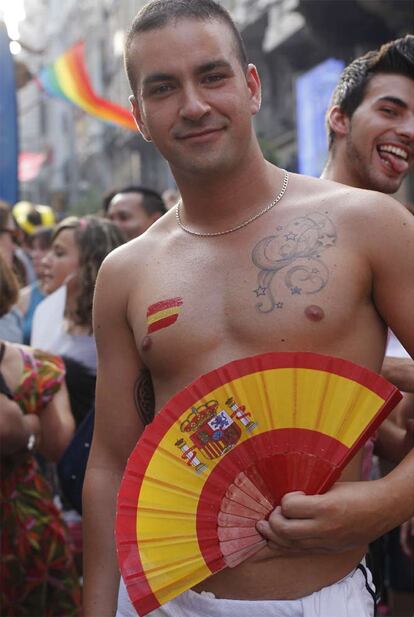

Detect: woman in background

[0,201,23,342]
[0,253,81,616]
[31,215,124,424]
[18,226,54,344]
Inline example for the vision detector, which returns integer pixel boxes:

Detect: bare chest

[128,217,377,398]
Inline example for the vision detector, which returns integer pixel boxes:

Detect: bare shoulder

[289,172,413,233]
[98,208,176,286]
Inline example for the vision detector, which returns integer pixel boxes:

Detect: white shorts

[116,561,376,617]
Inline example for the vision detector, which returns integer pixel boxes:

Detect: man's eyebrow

[142,73,175,87]
[377,95,408,109]
[195,60,233,75]
[142,60,233,87]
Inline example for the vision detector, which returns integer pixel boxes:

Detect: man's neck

[173,145,284,233]
[321,155,360,189]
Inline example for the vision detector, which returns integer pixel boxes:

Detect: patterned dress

[1,347,81,616]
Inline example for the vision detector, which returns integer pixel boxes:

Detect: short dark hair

[107,185,167,217]
[124,0,248,96]
[328,34,414,149]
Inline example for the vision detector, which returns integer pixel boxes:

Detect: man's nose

[179,84,210,121]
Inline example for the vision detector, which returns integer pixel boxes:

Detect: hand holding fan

[116,351,401,615]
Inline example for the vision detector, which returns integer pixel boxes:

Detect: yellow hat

[36,205,56,227]
[12,201,55,235]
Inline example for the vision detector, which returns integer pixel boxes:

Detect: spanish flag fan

[116,351,401,615]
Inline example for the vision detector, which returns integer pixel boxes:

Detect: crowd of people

[0,187,173,615]
[0,1,413,616]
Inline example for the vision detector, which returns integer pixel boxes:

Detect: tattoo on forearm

[252,212,336,313]
[134,368,155,425]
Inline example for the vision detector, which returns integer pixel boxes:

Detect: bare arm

[83,253,147,617]
[37,380,75,462]
[375,417,414,463]
[0,394,41,456]
[381,356,414,393]
[258,196,414,553]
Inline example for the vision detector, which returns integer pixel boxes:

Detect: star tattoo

[284,232,297,241]
[254,286,267,297]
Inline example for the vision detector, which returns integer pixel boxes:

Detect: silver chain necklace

[176,170,289,237]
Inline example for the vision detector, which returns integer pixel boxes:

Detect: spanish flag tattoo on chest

[146,297,183,334]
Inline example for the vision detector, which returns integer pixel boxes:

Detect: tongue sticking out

[378,150,409,174]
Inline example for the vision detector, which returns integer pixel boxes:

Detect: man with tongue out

[322,37,414,393]
[322,35,413,195]
[322,35,414,615]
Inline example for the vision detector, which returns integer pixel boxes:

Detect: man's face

[128,18,261,179]
[107,192,155,241]
[342,74,414,193]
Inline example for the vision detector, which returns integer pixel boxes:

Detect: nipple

[304,305,325,322]
[141,335,153,352]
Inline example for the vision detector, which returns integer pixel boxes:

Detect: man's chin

[171,151,238,178]
[362,164,407,194]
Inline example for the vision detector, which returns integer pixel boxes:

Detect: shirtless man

[321,35,414,395]
[83,2,414,616]
[322,36,414,614]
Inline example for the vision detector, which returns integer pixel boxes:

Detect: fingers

[256,503,321,550]
[280,491,322,519]
[255,490,346,553]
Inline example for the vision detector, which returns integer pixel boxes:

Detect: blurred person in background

[322,35,414,616]
[0,200,23,342]
[12,201,55,286]
[105,185,166,241]
[17,226,55,344]
[0,252,81,617]
[31,215,125,426]
[30,216,125,569]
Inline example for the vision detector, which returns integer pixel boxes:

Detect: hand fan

[116,351,401,615]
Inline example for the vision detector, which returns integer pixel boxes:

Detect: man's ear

[327,105,350,138]
[129,95,152,142]
[246,64,261,116]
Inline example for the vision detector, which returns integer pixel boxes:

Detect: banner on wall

[296,58,345,177]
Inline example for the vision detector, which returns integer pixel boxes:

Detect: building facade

[16,0,413,212]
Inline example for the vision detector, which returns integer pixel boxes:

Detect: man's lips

[175,127,224,140]
[377,143,411,175]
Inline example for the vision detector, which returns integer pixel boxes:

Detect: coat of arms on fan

[176,397,257,473]
[116,351,402,616]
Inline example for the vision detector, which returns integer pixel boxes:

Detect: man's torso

[122,174,388,599]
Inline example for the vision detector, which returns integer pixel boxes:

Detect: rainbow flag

[38,41,136,131]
